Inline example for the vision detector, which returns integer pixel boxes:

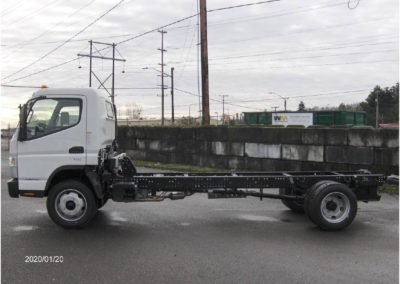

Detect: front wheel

[305,181,357,231]
[47,180,98,229]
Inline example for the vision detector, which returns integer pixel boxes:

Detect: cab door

[17,95,86,191]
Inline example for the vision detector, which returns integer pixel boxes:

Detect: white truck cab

[8,88,115,198]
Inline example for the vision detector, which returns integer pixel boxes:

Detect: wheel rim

[320,192,350,223]
[55,189,87,222]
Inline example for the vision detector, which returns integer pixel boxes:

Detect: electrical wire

[117,0,282,45]
[2,58,80,84]
[163,40,398,67]
[208,0,280,12]
[207,1,345,29]
[1,84,41,88]
[1,0,28,17]
[208,59,397,73]
[2,0,98,60]
[2,0,126,81]
[228,89,371,103]
[175,88,264,111]
[3,0,66,26]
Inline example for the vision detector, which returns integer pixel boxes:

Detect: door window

[26,98,82,140]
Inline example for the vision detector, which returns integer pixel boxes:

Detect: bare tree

[124,103,143,120]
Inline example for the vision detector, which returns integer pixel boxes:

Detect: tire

[279,188,304,213]
[305,181,357,231]
[47,180,98,229]
[304,181,338,224]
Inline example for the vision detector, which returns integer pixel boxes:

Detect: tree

[338,103,346,111]
[298,101,305,111]
[360,83,399,126]
[124,103,143,120]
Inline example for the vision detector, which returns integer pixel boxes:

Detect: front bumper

[8,178,19,198]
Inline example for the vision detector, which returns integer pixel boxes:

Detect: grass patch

[132,160,223,173]
[378,184,399,195]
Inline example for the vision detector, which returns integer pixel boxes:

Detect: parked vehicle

[8,88,385,230]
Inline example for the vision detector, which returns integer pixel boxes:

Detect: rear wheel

[305,181,357,231]
[279,188,304,213]
[47,180,98,229]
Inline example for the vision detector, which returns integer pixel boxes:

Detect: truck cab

[8,88,115,198]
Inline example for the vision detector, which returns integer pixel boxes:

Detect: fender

[45,165,104,199]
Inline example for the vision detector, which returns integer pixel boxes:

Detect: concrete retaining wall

[118,126,399,175]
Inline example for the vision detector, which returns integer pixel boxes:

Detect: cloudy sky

[1,0,399,127]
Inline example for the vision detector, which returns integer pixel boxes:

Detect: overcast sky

[1,0,399,127]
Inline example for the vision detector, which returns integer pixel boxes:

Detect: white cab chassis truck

[8,88,386,230]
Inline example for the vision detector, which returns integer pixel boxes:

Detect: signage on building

[272,113,313,126]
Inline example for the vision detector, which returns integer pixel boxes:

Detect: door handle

[69,146,84,154]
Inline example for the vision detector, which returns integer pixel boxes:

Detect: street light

[269,91,289,112]
[142,66,170,77]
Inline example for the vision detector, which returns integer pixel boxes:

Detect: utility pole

[219,95,228,124]
[171,67,175,125]
[78,41,125,104]
[89,40,92,87]
[200,0,210,125]
[272,106,279,112]
[375,95,379,128]
[269,92,289,112]
[111,43,116,104]
[158,30,167,126]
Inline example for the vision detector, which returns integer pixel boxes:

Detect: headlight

[9,156,16,167]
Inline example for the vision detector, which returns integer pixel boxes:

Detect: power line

[2,0,126,81]
[3,0,65,26]
[175,88,264,111]
[208,0,280,12]
[210,59,397,72]
[168,41,397,66]
[207,48,397,66]
[117,14,198,45]
[1,0,28,17]
[117,0,281,46]
[1,84,41,89]
[228,89,371,103]
[3,58,80,84]
[3,0,97,60]
[207,1,346,28]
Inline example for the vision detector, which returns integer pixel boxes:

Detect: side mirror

[18,104,27,141]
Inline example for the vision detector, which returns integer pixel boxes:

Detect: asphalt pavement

[1,149,399,284]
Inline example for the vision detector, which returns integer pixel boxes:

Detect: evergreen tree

[298,101,305,111]
[360,83,399,126]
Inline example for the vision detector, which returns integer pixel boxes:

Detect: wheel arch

[45,166,104,200]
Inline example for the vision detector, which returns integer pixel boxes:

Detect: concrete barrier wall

[118,126,399,175]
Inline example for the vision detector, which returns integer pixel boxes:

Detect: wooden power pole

[200,0,210,125]
[158,30,167,126]
[171,67,175,125]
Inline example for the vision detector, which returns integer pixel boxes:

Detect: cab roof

[31,88,110,101]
